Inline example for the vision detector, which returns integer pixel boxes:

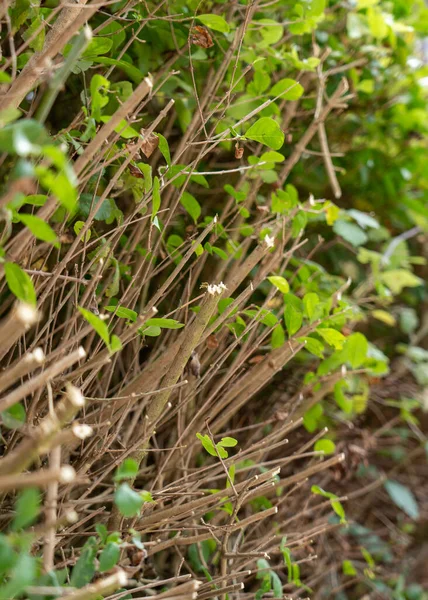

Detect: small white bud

[264,234,275,249]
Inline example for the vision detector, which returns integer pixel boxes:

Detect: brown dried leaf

[190,25,214,49]
[128,164,145,179]
[206,334,219,349]
[140,130,159,158]
[248,355,265,365]
[235,143,244,159]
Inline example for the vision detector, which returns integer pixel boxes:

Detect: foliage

[0,0,427,598]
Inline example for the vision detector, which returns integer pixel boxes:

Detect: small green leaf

[218,437,238,448]
[381,269,423,294]
[18,214,59,247]
[244,117,284,150]
[196,433,217,457]
[344,332,368,368]
[74,220,91,242]
[157,133,171,166]
[1,403,26,429]
[109,334,122,354]
[12,488,40,531]
[180,191,201,223]
[197,14,230,33]
[342,560,357,576]
[4,262,37,306]
[303,292,319,322]
[105,305,137,322]
[333,220,368,247]
[0,72,11,83]
[78,307,110,346]
[332,500,346,523]
[145,318,184,329]
[70,540,97,587]
[99,542,120,572]
[114,483,143,517]
[314,439,336,455]
[271,324,285,349]
[152,176,161,220]
[141,325,161,337]
[317,328,346,350]
[0,119,49,155]
[384,480,419,519]
[284,295,303,337]
[300,336,324,358]
[270,78,304,100]
[114,458,139,482]
[99,116,139,138]
[267,275,289,294]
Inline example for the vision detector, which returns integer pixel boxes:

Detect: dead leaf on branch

[189,25,214,48]
[128,164,145,179]
[235,142,244,159]
[140,130,159,158]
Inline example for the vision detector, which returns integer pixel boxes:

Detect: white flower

[264,234,275,249]
[207,281,227,295]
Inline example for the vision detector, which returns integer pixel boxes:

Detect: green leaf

[284,295,303,336]
[196,433,217,457]
[333,220,368,247]
[70,539,97,587]
[82,37,113,57]
[332,500,346,523]
[342,560,357,576]
[300,336,324,358]
[291,211,307,238]
[99,116,139,138]
[303,292,319,322]
[348,209,379,229]
[157,133,171,166]
[109,335,122,354]
[18,214,59,248]
[197,14,230,33]
[0,72,11,83]
[78,307,110,346]
[367,7,388,38]
[0,119,49,155]
[145,318,184,329]
[317,328,346,350]
[36,166,78,213]
[271,324,285,349]
[314,439,336,455]
[344,332,368,368]
[105,305,137,322]
[244,117,284,150]
[180,191,201,223]
[141,326,161,337]
[4,262,37,306]
[381,269,423,294]
[114,458,139,482]
[12,488,40,530]
[91,57,143,83]
[218,437,238,448]
[0,553,36,600]
[135,162,152,193]
[384,480,419,519]
[152,176,161,220]
[90,74,110,121]
[74,220,91,242]
[270,78,304,100]
[114,483,143,517]
[267,275,289,294]
[99,542,120,572]
[1,403,26,429]
[255,18,283,46]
